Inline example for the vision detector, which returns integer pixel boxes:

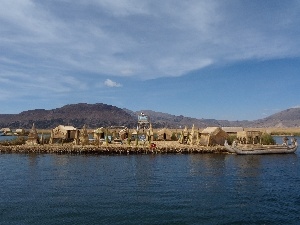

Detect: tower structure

[137,112,150,132]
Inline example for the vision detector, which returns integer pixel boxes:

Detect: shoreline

[0,142,227,154]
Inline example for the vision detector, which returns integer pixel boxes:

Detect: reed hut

[14,128,25,135]
[222,127,244,135]
[50,125,77,143]
[199,127,228,146]
[119,127,129,140]
[1,128,12,135]
[94,127,105,139]
[237,130,262,144]
[157,128,173,141]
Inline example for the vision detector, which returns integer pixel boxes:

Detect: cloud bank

[1,0,300,91]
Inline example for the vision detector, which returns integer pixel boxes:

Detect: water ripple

[1,153,300,224]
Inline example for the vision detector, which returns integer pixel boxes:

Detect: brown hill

[0,103,299,130]
[251,108,300,127]
[0,103,136,129]
[134,110,249,128]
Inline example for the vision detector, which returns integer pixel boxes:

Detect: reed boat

[224,139,298,155]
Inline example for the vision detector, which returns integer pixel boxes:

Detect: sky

[1,0,300,121]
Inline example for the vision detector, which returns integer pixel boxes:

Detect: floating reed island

[1,112,283,155]
[0,122,229,154]
[0,142,227,155]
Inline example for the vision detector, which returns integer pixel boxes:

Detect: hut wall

[157,129,172,141]
[237,131,262,144]
[199,128,228,146]
[199,135,209,146]
[67,130,76,139]
[94,128,106,139]
[52,127,67,139]
[211,132,228,146]
[52,126,77,139]
[94,132,105,139]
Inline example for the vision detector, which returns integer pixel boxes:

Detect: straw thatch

[199,127,228,146]
[157,128,173,141]
[237,130,262,144]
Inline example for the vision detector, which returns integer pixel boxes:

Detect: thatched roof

[237,130,262,138]
[201,127,220,134]
[157,128,172,135]
[94,127,105,133]
[15,128,25,133]
[1,128,11,132]
[222,127,243,133]
[57,125,77,131]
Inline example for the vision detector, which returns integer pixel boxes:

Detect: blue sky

[1,0,300,121]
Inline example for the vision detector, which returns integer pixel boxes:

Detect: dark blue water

[1,136,300,224]
[0,135,18,141]
[1,152,300,225]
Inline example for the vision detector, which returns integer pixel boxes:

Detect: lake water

[1,137,300,224]
[0,135,19,141]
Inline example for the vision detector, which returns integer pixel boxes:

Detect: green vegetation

[127,137,131,145]
[226,135,237,145]
[171,132,178,141]
[271,128,300,136]
[135,130,139,146]
[270,131,300,136]
[261,133,276,145]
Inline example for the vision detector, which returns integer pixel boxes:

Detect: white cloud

[1,0,300,82]
[104,79,122,88]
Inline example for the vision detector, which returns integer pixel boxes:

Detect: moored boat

[224,139,298,155]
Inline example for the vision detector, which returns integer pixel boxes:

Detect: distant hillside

[0,103,136,129]
[0,103,299,129]
[134,110,250,128]
[250,108,300,127]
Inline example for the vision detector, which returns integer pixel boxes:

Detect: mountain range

[0,103,299,129]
